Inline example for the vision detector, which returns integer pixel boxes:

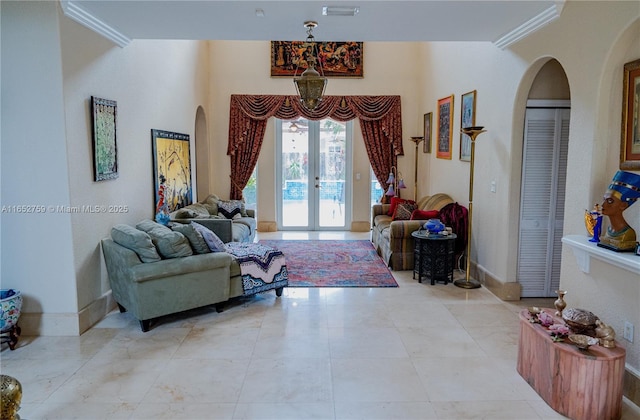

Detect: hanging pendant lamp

[293,21,327,110]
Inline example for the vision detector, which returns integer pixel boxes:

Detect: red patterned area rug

[258,240,398,288]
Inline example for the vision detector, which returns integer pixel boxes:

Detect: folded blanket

[225,242,288,296]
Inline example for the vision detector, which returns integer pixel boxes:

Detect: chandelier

[293,21,327,110]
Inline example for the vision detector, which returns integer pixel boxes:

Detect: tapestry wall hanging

[621,58,640,170]
[151,129,192,214]
[459,90,477,162]
[437,95,454,159]
[270,41,363,78]
[91,96,118,181]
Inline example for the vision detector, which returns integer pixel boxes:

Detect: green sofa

[101,220,282,332]
[169,194,256,243]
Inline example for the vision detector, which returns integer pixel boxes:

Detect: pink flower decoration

[538,312,554,327]
[549,324,570,335]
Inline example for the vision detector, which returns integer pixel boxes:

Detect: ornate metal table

[411,231,456,285]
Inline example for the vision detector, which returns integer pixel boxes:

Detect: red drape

[227,94,403,199]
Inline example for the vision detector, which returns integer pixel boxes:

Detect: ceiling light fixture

[322,6,360,16]
[293,21,327,111]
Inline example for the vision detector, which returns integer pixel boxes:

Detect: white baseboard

[18,290,115,336]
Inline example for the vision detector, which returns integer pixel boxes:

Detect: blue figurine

[586,203,603,243]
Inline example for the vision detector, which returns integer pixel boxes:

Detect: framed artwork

[459,90,477,162]
[621,58,640,170]
[423,112,432,153]
[151,129,193,214]
[91,96,118,181]
[270,41,364,78]
[436,95,454,159]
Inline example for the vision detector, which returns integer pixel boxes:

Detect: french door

[276,118,352,230]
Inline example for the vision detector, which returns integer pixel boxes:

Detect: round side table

[411,231,457,285]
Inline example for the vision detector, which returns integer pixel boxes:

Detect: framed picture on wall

[436,95,454,159]
[423,112,432,153]
[270,41,364,78]
[91,96,118,181]
[459,90,476,162]
[151,129,193,214]
[621,58,640,170]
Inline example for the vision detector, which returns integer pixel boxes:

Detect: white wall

[1,0,79,334]
[207,41,424,227]
[1,1,209,335]
[415,2,640,372]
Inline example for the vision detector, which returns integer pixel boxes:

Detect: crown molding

[493,1,565,50]
[60,1,131,47]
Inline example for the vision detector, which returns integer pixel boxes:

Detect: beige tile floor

[2,231,640,419]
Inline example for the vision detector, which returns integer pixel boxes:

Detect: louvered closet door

[518,108,570,297]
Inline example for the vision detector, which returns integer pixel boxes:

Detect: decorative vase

[424,219,445,234]
[554,290,567,317]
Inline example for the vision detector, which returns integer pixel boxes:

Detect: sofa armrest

[389,220,424,238]
[372,204,391,226]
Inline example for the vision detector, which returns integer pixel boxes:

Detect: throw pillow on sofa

[387,196,415,217]
[171,223,211,254]
[393,202,418,220]
[136,220,193,259]
[111,224,162,263]
[217,199,248,219]
[410,209,440,220]
[191,221,227,252]
[199,194,220,215]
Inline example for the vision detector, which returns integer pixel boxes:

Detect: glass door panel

[280,118,309,228]
[277,118,351,230]
[318,120,346,228]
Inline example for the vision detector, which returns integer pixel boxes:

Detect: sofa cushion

[199,194,220,215]
[171,223,211,254]
[387,197,415,216]
[393,202,417,220]
[410,209,440,220]
[135,220,193,259]
[231,222,251,242]
[192,222,227,252]
[217,199,248,219]
[111,224,162,263]
[420,193,454,211]
[173,203,211,219]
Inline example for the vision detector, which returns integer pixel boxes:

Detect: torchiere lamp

[454,126,486,289]
[409,136,424,201]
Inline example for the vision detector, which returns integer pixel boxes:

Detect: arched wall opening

[506,57,571,297]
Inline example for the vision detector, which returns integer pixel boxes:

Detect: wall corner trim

[60,1,131,47]
[493,2,564,50]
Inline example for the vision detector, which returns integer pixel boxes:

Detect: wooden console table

[517,309,626,420]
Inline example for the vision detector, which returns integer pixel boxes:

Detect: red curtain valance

[227,94,403,199]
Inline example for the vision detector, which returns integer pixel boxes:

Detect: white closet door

[518,107,570,297]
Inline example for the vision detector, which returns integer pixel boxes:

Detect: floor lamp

[409,136,424,202]
[454,126,486,289]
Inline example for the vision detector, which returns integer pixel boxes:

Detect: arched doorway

[517,59,571,297]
